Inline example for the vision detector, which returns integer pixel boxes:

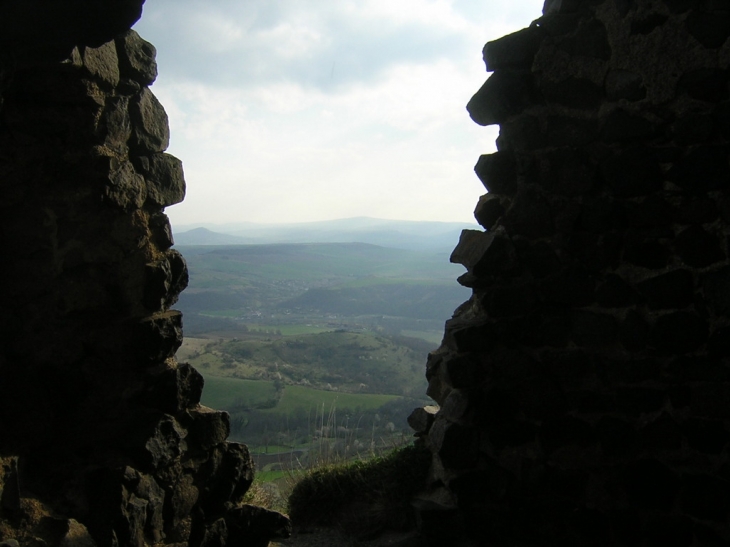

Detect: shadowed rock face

[414,0,730,544]
[0,3,289,546]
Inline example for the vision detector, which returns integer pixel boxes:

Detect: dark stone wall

[413,1,730,545]
[0,3,289,546]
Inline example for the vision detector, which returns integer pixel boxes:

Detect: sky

[133,0,545,227]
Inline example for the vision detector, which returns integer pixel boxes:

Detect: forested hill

[175,241,470,341]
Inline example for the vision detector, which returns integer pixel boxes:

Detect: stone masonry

[0,4,289,546]
[413,1,730,545]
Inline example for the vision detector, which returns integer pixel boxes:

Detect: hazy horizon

[172,215,480,230]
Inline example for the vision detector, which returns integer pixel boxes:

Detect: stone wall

[414,0,730,545]
[0,4,288,546]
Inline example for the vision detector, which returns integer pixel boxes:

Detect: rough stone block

[545,115,598,147]
[130,88,170,153]
[0,457,20,513]
[538,147,597,196]
[702,266,730,316]
[134,473,165,543]
[99,95,132,152]
[680,474,730,522]
[408,405,439,435]
[467,71,538,126]
[631,13,668,34]
[691,382,730,420]
[499,114,547,151]
[483,27,544,72]
[519,241,560,278]
[642,515,693,546]
[542,0,583,15]
[144,249,189,311]
[679,68,730,102]
[601,147,662,197]
[637,269,695,309]
[502,187,554,238]
[648,311,709,354]
[556,18,611,60]
[445,320,495,354]
[541,265,596,307]
[149,212,175,251]
[146,363,204,414]
[619,310,649,351]
[708,325,730,356]
[541,77,603,109]
[601,109,656,142]
[429,418,479,470]
[625,197,673,229]
[623,237,669,269]
[686,11,730,48]
[675,225,725,267]
[683,418,729,454]
[673,113,715,145]
[115,29,158,85]
[141,414,185,470]
[168,473,199,533]
[539,416,596,453]
[80,41,120,88]
[482,282,537,318]
[103,157,145,209]
[596,274,639,308]
[202,443,255,510]
[136,153,186,207]
[226,505,292,547]
[474,151,517,195]
[533,307,571,348]
[622,459,679,511]
[596,416,637,457]
[474,193,505,230]
[186,406,230,451]
[662,0,697,14]
[669,145,730,192]
[137,311,184,363]
[674,198,719,224]
[639,412,682,450]
[605,69,646,101]
[450,228,517,278]
[571,311,617,347]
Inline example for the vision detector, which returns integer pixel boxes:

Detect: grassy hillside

[184,330,431,396]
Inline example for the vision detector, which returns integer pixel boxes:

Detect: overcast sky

[133,0,545,227]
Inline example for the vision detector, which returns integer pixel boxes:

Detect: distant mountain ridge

[173,217,479,251]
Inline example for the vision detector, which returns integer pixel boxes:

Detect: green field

[201,375,277,409]
[269,385,398,415]
[201,375,399,414]
[247,324,334,336]
[200,374,400,416]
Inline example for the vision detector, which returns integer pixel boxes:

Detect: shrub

[287,443,431,535]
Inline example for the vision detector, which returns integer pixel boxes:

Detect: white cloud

[136,0,544,225]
